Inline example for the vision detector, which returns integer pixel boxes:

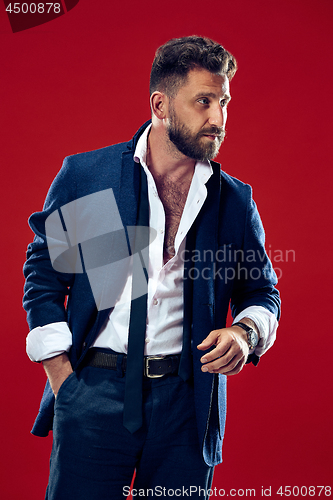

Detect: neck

[147,124,196,182]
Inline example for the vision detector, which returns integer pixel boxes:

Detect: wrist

[42,353,73,396]
[232,320,259,350]
[237,317,259,336]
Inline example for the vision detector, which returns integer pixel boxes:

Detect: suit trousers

[46,364,214,500]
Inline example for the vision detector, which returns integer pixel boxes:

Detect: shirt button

[153,299,158,305]
[159,228,164,234]
[145,338,150,343]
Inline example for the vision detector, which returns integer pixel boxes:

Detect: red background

[1,0,332,498]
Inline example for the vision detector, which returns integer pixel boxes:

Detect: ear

[150,91,169,120]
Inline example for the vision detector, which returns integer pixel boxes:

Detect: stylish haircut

[149,36,237,97]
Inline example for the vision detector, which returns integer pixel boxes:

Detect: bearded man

[23,36,280,500]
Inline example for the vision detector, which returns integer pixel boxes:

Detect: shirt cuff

[233,305,278,357]
[26,322,72,362]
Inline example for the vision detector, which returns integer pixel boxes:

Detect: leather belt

[84,348,180,379]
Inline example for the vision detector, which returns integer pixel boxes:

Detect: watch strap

[232,321,259,349]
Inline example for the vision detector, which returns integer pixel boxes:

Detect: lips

[202,134,220,140]
[204,135,218,139]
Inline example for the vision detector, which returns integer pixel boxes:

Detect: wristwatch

[232,322,259,350]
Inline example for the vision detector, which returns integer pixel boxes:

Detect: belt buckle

[144,355,165,378]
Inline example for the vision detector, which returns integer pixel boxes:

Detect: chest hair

[154,175,192,263]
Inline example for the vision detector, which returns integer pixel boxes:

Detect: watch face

[248,331,258,348]
[233,322,258,349]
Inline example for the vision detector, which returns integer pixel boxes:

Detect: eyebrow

[193,91,231,101]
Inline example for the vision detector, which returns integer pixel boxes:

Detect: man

[23,36,280,499]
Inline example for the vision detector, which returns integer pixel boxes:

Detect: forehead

[176,68,230,98]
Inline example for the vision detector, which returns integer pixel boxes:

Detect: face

[166,69,231,161]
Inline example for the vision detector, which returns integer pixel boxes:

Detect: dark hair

[149,36,237,97]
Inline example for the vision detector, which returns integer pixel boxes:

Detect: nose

[208,104,226,128]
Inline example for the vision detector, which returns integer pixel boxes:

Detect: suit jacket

[23,120,280,467]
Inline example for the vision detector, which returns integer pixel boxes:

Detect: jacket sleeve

[229,189,281,342]
[23,157,78,330]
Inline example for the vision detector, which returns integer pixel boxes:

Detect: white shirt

[26,125,278,362]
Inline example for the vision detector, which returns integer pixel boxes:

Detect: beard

[167,106,225,161]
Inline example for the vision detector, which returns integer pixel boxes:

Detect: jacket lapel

[191,161,222,449]
[192,160,221,344]
[76,124,149,367]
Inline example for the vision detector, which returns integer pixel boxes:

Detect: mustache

[199,127,226,139]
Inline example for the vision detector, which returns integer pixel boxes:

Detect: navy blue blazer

[23,120,280,467]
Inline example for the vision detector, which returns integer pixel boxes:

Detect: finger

[201,348,245,373]
[200,342,230,365]
[221,357,246,376]
[200,332,237,363]
[197,330,220,350]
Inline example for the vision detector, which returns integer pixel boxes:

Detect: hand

[197,326,249,375]
[42,352,73,397]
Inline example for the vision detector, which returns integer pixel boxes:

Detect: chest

[154,177,192,262]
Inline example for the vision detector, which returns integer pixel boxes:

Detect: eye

[197,97,209,105]
[220,99,228,108]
